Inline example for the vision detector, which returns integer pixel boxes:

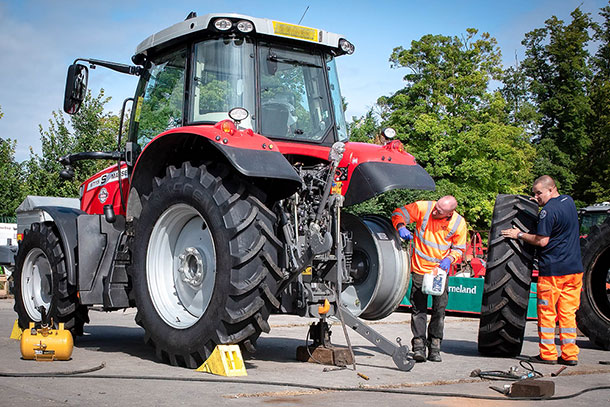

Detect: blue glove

[398,226,412,241]
[439,257,452,271]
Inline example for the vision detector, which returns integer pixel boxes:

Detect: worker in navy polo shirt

[501,175,583,366]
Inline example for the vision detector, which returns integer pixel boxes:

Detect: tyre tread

[478,194,537,356]
[576,217,610,350]
[13,222,88,335]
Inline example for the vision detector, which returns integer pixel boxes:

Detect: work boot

[520,355,557,365]
[412,338,426,363]
[559,357,577,366]
[427,338,442,362]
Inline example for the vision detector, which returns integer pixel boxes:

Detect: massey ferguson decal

[87,167,128,192]
[98,187,109,204]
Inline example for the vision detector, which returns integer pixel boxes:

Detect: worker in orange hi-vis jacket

[501,175,583,366]
[392,196,467,362]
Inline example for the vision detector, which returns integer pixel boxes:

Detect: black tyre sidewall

[13,222,85,333]
[577,217,610,350]
[130,162,281,368]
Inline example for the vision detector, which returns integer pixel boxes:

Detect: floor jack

[296,306,415,372]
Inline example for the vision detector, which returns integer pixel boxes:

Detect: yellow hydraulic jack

[20,307,73,361]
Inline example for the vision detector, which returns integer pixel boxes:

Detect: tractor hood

[273,140,436,206]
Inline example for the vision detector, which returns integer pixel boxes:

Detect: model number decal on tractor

[272,21,319,42]
[87,167,128,192]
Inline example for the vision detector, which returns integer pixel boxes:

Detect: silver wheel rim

[341,214,410,319]
[21,248,52,321]
[147,204,216,329]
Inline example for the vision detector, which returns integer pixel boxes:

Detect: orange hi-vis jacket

[392,201,467,275]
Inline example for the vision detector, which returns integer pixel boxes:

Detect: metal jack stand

[296,318,354,367]
[338,305,415,372]
[296,308,415,372]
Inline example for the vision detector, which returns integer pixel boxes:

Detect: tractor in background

[578,202,610,236]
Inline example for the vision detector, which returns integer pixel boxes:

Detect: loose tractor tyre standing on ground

[478,196,610,356]
[13,13,435,370]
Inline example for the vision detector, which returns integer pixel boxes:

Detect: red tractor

[13,13,434,370]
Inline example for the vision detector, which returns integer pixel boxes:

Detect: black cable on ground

[471,369,521,381]
[0,363,106,377]
[1,366,609,401]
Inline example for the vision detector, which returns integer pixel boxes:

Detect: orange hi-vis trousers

[537,273,583,361]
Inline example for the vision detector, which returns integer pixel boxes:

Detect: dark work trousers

[410,272,449,347]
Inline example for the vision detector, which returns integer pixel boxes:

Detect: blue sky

[0,0,607,162]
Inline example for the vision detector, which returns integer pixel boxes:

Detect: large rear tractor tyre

[341,214,410,320]
[478,195,538,356]
[13,222,88,335]
[130,162,282,368]
[576,217,610,350]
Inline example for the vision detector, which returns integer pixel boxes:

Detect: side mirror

[59,165,75,180]
[63,64,88,114]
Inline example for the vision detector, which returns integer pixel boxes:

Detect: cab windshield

[191,38,256,128]
[259,43,332,142]
[579,211,610,235]
[132,36,348,147]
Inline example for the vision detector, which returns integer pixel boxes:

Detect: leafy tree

[520,8,594,196]
[137,48,186,144]
[24,90,121,198]
[348,107,382,143]
[500,63,540,136]
[0,106,25,218]
[579,4,610,202]
[375,29,535,230]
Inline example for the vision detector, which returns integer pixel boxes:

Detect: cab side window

[135,48,187,146]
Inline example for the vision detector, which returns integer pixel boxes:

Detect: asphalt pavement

[0,298,609,406]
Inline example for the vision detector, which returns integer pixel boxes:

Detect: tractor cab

[129,13,352,150]
[579,202,610,236]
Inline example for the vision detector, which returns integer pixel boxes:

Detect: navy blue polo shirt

[536,195,584,276]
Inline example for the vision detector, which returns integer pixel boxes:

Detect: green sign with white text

[400,276,537,319]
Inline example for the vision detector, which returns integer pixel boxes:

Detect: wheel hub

[147,203,217,329]
[340,214,410,320]
[22,248,52,321]
[178,247,206,288]
[349,250,370,284]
